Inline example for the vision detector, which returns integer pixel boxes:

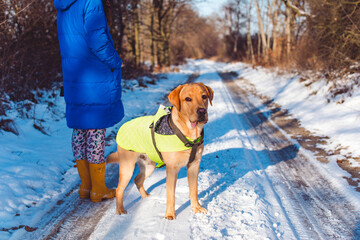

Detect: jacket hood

[54,0,78,11]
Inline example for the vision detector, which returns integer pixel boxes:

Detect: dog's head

[168,83,214,129]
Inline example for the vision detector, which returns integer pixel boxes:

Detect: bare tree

[271,0,280,61]
[152,0,189,68]
[246,1,255,64]
[254,0,269,63]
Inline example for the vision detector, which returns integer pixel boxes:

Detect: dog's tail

[106,151,120,164]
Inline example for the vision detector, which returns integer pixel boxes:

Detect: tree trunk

[118,4,126,54]
[254,0,269,63]
[266,0,271,56]
[149,0,155,70]
[271,0,279,62]
[286,7,291,58]
[132,1,141,67]
[257,32,261,61]
[153,0,164,68]
[247,2,255,65]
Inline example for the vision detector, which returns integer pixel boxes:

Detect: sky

[192,0,228,17]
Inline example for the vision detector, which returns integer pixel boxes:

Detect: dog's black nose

[197,108,207,115]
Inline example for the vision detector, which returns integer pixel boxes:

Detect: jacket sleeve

[84,0,122,70]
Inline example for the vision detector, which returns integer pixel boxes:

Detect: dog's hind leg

[135,154,156,198]
[116,147,137,215]
[106,151,119,164]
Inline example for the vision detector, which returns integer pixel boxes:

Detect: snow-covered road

[4,60,360,239]
[90,64,360,239]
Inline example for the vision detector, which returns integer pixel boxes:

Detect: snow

[223,62,360,158]
[0,59,359,239]
[0,69,191,239]
[89,66,286,239]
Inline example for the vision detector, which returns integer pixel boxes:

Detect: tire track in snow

[24,163,119,240]
[221,72,360,239]
[182,69,291,239]
[222,78,323,239]
[241,80,360,239]
[215,73,301,239]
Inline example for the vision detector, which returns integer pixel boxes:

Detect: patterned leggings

[72,129,106,164]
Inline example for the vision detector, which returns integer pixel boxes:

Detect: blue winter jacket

[55,0,124,129]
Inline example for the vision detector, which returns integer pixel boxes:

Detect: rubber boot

[89,163,116,202]
[76,159,92,199]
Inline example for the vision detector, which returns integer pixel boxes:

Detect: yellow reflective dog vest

[116,106,199,168]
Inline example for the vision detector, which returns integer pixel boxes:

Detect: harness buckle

[185,142,193,148]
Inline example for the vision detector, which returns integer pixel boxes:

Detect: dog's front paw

[192,205,207,214]
[140,191,150,198]
[116,207,127,215]
[165,213,176,220]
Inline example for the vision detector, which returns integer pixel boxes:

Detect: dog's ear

[168,85,184,111]
[205,85,214,106]
[198,83,214,106]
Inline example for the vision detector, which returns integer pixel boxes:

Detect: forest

[0,0,360,102]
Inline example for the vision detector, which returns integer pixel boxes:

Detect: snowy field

[0,59,359,239]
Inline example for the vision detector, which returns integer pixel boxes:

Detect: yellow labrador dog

[107,83,214,220]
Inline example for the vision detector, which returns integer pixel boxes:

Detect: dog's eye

[185,97,192,102]
[202,95,207,100]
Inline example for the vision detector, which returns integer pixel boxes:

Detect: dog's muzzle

[197,108,207,122]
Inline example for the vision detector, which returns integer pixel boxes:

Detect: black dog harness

[150,108,204,168]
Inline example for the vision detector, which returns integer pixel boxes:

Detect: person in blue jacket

[54,0,124,202]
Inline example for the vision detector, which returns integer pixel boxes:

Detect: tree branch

[0,0,37,26]
[281,0,313,18]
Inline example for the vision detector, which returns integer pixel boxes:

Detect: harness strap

[149,122,165,168]
[169,114,204,165]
